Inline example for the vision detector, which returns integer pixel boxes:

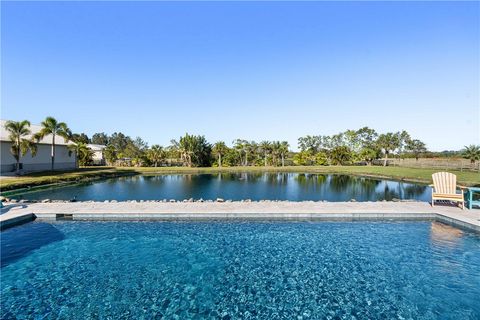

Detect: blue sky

[1,1,479,151]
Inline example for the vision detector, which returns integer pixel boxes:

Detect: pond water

[14,173,431,201]
[1,221,479,319]
[11,173,431,202]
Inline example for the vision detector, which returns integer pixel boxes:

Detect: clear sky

[1,1,479,151]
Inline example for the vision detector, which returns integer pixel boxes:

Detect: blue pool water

[10,173,431,202]
[1,221,479,319]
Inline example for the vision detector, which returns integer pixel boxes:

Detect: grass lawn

[134,166,480,186]
[0,167,135,192]
[1,165,479,192]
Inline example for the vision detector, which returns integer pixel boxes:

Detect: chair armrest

[458,185,468,190]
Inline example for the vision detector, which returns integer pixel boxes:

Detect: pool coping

[1,201,479,233]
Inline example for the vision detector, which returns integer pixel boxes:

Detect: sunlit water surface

[1,221,479,319]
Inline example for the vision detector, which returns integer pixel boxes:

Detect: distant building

[1,119,77,174]
[87,144,106,165]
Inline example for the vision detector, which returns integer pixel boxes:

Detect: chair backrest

[432,172,457,194]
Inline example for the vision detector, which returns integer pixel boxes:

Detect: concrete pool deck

[1,201,479,233]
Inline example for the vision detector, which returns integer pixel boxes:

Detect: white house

[1,119,77,174]
[87,144,106,165]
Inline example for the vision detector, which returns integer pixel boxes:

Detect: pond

[11,173,431,202]
[1,221,479,319]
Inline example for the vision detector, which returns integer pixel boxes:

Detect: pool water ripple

[1,221,479,319]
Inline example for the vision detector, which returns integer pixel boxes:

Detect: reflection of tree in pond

[248,172,265,182]
[329,175,354,193]
[357,178,381,199]
[376,183,400,201]
[295,174,327,189]
[403,184,427,198]
[210,172,265,183]
[265,173,290,185]
[143,175,167,182]
[374,181,428,200]
[328,175,380,200]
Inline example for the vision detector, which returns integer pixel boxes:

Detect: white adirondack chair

[430,172,466,209]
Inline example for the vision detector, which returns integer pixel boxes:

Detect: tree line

[85,126,480,168]
[5,118,480,174]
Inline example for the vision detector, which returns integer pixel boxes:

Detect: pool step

[56,213,73,221]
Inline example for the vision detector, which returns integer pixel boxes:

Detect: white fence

[385,158,479,171]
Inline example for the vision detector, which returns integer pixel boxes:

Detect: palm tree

[233,139,249,166]
[329,146,353,165]
[212,141,228,167]
[147,145,165,167]
[4,120,37,174]
[376,133,400,166]
[104,145,117,166]
[259,141,271,167]
[279,141,289,167]
[33,117,72,171]
[177,133,212,167]
[462,145,480,170]
[247,141,258,166]
[271,141,281,166]
[178,134,195,167]
[68,142,93,166]
[359,147,378,165]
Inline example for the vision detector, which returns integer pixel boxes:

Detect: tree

[314,151,329,165]
[298,135,322,153]
[233,139,250,166]
[4,120,37,174]
[212,141,228,167]
[71,133,90,144]
[127,137,148,158]
[293,151,313,166]
[147,145,165,167]
[247,141,258,166]
[176,136,193,167]
[104,145,117,166]
[397,130,411,157]
[355,127,378,149]
[109,132,130,152]
[462,145,480,169]
[68,142,93,166]
[33,117,71,171]
[259,141,271,167]
[178,133,212,167]
[329,146,352,165]
[359,148,378,165]
[270,141,281,166]
[406,139,427,161]
[222,148,242,167]
[278,141,289,167]
[344,130,361,152]
[91,132,109,145]
[376,132,400,166]
[329,133,345,149]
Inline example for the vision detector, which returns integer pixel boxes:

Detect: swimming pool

[1,221,479,319]
[10,173,431,202]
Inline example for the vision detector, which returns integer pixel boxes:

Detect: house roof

[0,119,72,146]
[87,144,106,151]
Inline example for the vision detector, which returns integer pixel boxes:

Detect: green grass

[0,167,136,192]
[1,165,479,192]
[133,166,480,186]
